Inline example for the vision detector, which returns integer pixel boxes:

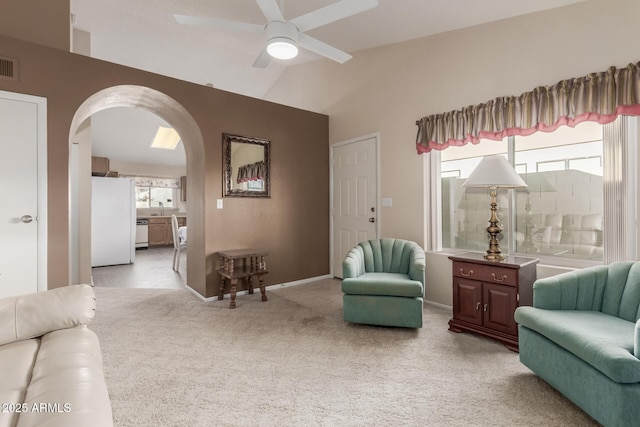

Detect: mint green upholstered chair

[342,238,425,328]
[515,262,640,427]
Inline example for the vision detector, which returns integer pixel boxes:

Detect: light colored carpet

[89,280,598,427]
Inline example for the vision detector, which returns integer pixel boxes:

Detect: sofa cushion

[343,239,425,285]
[342,273,423,297]
[515,307,640,383]
[0,338,40,427]
[0,285,96,346]
[18,326,113,427]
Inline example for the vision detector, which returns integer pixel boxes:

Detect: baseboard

[425,300,452,312]
[186,274,334,302]
[271,274,333,289]
[185,285,217,302]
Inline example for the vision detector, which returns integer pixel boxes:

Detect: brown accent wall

[0,0,70,51]
[0,34,329,297]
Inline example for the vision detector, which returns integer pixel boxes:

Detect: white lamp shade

[462,155,528,188]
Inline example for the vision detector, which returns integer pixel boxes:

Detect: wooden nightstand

[448,252,538,351]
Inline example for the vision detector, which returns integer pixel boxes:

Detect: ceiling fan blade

[291,0,378,32]
[255,0,285,22]
[174,14,264,33]
[298,33,352,64]
[252,48,272,68]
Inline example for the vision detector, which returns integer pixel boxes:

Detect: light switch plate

[382,198,392,207]
[217,199,223,209]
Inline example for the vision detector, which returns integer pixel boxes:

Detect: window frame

[135,185,177,210]
[126,175,181,211]
[426,117,638,269]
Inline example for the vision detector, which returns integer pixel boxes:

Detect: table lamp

[463,155,528,261]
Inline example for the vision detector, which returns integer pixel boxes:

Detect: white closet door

[0,91,47,298]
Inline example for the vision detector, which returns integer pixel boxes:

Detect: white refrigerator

[91,176,136,267]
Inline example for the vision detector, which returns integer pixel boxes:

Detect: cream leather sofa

[0,285,113,427]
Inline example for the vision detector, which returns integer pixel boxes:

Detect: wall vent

[0,56,19,81]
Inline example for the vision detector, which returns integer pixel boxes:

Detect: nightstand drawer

[452,261,517,286]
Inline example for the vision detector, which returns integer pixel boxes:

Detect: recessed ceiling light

[150,126,181,150]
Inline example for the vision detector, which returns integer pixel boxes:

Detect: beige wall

[0,34,329,297]
[0,0,70,51]
[266,0,640,244]
[72,28,91,56]
[265,0,640,305]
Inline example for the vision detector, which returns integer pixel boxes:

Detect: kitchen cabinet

[91,156,109,176]
[91,156,118,177]
[448,252,538,351]
[147,217,186,246]
[148,218,167,246]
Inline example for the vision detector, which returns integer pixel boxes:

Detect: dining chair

[171,215,187,271]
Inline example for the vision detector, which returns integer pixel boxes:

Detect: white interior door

[0,91,47,298]
[331,135,378,278]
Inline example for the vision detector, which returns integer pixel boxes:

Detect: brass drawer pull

[460,268,473,277]
[492,273,507,282]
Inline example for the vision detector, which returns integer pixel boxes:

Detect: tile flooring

[91,246,186,289]
[92,247,342,300]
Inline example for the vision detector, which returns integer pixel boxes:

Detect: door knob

[369,217,375,223]
[20,215,33,223]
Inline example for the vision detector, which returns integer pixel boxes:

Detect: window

[440,140,508,253]
[128,176,180,209]
[514,126,603,262]
[438,120,616,265]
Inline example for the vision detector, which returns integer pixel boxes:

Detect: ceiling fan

[174,0,379,68]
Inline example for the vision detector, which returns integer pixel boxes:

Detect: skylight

[150,126,180,150]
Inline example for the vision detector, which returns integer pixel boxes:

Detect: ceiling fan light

[267,37,298,60]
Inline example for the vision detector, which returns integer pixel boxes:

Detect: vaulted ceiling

[71,0,586,167]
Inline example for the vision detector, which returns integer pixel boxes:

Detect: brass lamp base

[484,251,505,262]
[484,186,505,262]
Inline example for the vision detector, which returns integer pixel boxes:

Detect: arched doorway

[68,85,206,295]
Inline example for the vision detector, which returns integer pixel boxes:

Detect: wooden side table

[448,252,538,351]
[217,249,269,309]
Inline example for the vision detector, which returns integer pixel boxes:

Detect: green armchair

[515,262,640,427]
[342,238,425,328]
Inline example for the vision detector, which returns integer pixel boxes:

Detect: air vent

[0,56,19,81]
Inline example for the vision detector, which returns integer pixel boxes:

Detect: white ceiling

[72,0,586,168]
[90,107,186,167]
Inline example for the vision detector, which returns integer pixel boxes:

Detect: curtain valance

[124,176,180,188]
[237,161,266,183]
[415,61,640,153]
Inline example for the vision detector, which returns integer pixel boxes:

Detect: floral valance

[237,161,266,183]
[123,176,180,188]
[415,61,640,153]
